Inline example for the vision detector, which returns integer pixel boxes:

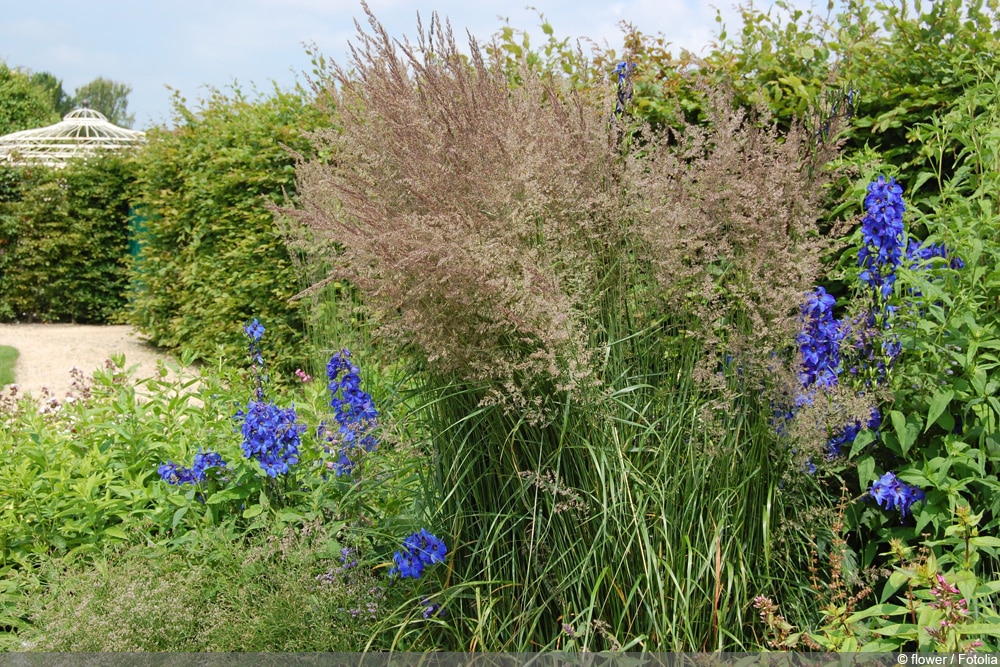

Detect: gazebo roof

[0,107,145,167]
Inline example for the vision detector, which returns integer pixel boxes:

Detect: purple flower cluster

[906,240,964,270]
[323,349,379,476]
[858,175,906,300]
[237,400,305,477]
[157,449,227,486]
[869,471,925,517]
[826,407,881,457]
[390,528,448,579]
[796,287,843,389]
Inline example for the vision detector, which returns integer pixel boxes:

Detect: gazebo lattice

[0,107,145,167]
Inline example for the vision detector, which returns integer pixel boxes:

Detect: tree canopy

[0,62,134,134]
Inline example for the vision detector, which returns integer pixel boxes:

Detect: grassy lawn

[0,345,17,387]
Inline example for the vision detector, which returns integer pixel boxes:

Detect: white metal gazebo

[0,107,145,167]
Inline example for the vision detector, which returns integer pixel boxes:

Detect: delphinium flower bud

[613,61,636,116]
[243,318,267,401]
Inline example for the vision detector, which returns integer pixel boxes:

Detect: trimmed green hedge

[129,85,333,372]
[0,155,135,323]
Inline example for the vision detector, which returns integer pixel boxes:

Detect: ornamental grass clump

[625,85,843,390]
[284,4,851,651]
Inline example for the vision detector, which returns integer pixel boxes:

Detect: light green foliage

[756,506,1000,651]
[0,340,429,650]
[754,69,1000,644]
[707,0,1000,191]
[130,85,332,374]
[0,63,59,135]
[875,74,1000,540]
[0,154,136,323]
[0,358,218,570]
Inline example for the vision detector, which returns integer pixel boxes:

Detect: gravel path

[0,323,181,400]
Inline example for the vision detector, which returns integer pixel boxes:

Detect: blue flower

[613,61,636,83]
[858,176,906,301]
[190,448,227,480]
[870,471,925,517]
[827,407,881,457]
[389,529,448,579]
[237,400,304,477]
[244,318,265,342]
[403,528,448,565]
[158,448,227,486]
[325,349,380,476]
[157,461,197,486]
[906,239,964,270]
[796,287,844,389]
[391,550,425,579]
[613,61,637,115]
[421,596,445,619]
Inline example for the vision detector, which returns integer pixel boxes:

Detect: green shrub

[0,154,136,323]
[0,357,218,570]
[703,0,1000,195]
[130,84,332,373]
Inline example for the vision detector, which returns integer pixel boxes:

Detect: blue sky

[1,1,825,129]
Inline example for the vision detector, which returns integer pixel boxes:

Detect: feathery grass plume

[289,2,625,422]
[625,85,843,394]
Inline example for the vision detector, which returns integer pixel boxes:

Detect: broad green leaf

[925,390,954,433]
[847,603,909,623]
[958,623,1000,636]
[856,455,876,488]
[890,410,907,449]
[102,526,129,540]
[850,430,876,458]
[242,504,263,519]
[970,536,1000,548]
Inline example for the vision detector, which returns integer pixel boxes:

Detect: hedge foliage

[0,155,135,323]
[0,63,59,136]
[129,85,333,372]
